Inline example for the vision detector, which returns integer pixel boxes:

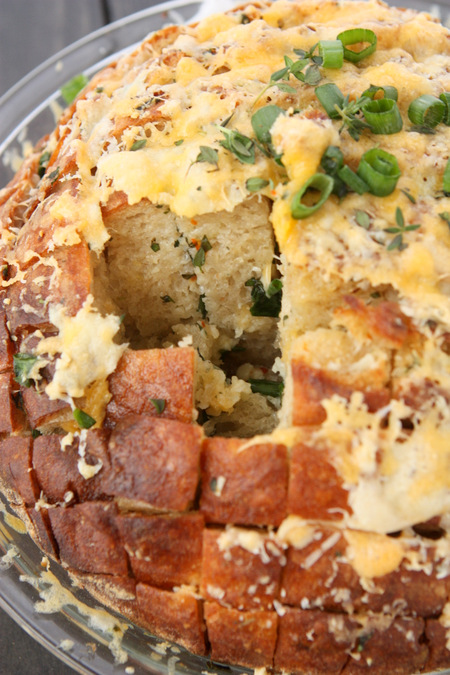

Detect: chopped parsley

[198,294,207,319]
[38,151,51,178]
[245,277,283,317]
[193,235,212,270]
[48,167,60,185]
[249,379,284,397]
[150,398,166,414]
[13,354,39,388]
[73,408,96,429]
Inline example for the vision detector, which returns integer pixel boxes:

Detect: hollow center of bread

[97,197,281,437]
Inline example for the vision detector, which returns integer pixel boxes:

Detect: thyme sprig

[385,207,420,251]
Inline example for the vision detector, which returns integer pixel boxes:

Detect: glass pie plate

[0,1,450,674]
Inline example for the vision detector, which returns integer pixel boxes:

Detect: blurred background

[0,0,449,673]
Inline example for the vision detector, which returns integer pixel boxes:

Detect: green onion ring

[318,40,344,68]
[362,98,403,134]
[337,28,377,63]
[357,148,401,197]
[361,84,398,101]
[291,173,334,219]
[439,93,450,125]
[408,95,445,128]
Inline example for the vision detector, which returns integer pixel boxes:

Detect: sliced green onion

[443,158,450,195]
[357,148,401,197]
[362,98,403,134]
[315,83,345,119]
[318,40,344,68]
[13,354,38,388]
[291,173,334,219]
[361,84,398,101]
[73,408,96,429]
[337,165,368,194]
[337,28,377,63]
[408,95,445,128]
[439,93,450,125]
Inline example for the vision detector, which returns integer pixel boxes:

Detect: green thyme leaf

[31,429,42,438]
[249,379,284,397]
[151,241,160,252]
[219,128,255,164]
[401,188,416,204]
[174,139,184,146]
[246,177,271,192]
[195,146,219,166]
[130,139,147,151]
[161,295,174,303]
[61,74,89,104]
[13,354,39,388]
[251,105,284,145]
[73,408,96,429]
[150,398,166,414]
[355,210,370,229]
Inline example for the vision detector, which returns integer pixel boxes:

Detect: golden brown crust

[200,437,288,526]
[204,602,278,668]
[105,347,195,426]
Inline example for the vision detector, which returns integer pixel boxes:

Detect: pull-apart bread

[1,0,450,672]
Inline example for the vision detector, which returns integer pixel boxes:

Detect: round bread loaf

[0,0,449,672]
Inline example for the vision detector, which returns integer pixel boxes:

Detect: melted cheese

[36,297,125,400]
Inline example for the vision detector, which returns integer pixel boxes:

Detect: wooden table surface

[1,0,450,673]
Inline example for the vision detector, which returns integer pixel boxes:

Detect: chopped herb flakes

[73,408,96,429]
[151,241,160,252]
[48,167,60,185]
[174,139,184,146]
[13,354,39,388]
[198,294,207,319]
[161,295,174,303]
[61,74,89,105]
[150,398,166,414]
[245,277,283,317]
[249,379,284,397]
